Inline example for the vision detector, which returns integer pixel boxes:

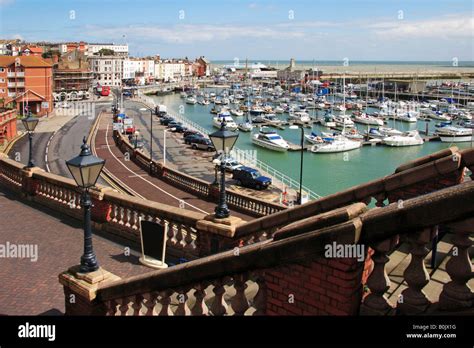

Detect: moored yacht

[213,112,238,131]
[252,128,289,152]
[310,135,361,153]
[435,125,473,143]
[383,130,424,146]
[353,113,384,126]
[288,111,311,123]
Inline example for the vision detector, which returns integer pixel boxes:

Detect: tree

[96,48,115,56]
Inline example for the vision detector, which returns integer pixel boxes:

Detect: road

[10,100,112,181]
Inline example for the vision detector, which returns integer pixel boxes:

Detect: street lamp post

[209,122,239,219]
[289,124,305,204]
[66,137,106,273]
[22,113,39,168]
[140,107,154,173]
[134,130,140,149]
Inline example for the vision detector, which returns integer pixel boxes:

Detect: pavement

[93,109,252,220]
[0,188,152,316]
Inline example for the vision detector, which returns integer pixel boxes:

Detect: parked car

[171,124,187,133]
[183,130,202,138]
[167,121,182,129]
[190,137,215,151]
[232,166,272,190]
[160,116,174,125]
[214,155,243,172]
[184,134,204,145]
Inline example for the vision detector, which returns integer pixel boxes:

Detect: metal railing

[136,91,322,201]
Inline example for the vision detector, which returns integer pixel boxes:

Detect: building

[193,56,210,77]
[60,41,87,54]
[0,56,53,117]
[88,55,124,87]
[0,39,22,56]
[277,58,306,82]
[53,49,93,93]
[20,45,43,57]
[123,58,155,85]
[87,43,129,57]
[154,59,187,82]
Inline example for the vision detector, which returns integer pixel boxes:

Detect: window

[0,88,5,93]
[0,78,4,83]
[0,68,4,72]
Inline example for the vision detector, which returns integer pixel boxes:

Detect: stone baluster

[210,279,229,316]
[231,274,250,316]
[252,274,267,315]
[143,292,158,316]
[175,224,184,249]
[118,297,131,316]
[131,294,143,316]
[105,299,119,316]
[158,290,174,316]
[361,235,399,315]
[191,284,209,316]
[111,204,119,224]
[397,227,437,315]
[118,206,125,226]
[439,218,474,311]
[175,289,191,316]
[183,226,196,252]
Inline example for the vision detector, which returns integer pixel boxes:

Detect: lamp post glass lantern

[22,114,39,168]
[66,137,105,273]
[209,122,239,218]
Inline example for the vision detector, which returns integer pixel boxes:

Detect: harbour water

[150,92,473,198]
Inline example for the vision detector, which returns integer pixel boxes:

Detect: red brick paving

[0,189,153,316]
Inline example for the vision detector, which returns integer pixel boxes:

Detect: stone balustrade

[60,180,473,316]
[113,128,286,217]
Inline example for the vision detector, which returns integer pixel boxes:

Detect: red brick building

[193,56,210,77]
[0,56,53,117]
[0,109,17,146]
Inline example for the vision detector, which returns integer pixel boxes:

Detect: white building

[87,43,129,57]
[88,55,124,87]
[154,60,187,82]
[123,58,155,84]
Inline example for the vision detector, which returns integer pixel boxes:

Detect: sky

[0,0,473,61]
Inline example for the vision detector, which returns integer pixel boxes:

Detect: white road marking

[104,123,208,214]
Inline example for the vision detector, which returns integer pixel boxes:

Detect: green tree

[96,48,115,56]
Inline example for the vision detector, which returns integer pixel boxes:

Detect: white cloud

[368,15,474,39]
[85,23,306,44]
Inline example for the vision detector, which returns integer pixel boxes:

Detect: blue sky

[0,0,472,60]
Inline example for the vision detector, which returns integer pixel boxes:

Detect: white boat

[186,96,197,104]
[274,106,285,114]
[364,127,403,139]
[305,132,327,144]
[429,112,452,121]
[334,115,355,128]
[252,128,289,152]
[436,126,473,143]
[288,111,311,123]
[238,122,254,132]
[353,113,384,126]
[320,115,337,128]
[310,135,361,153]
[334,104,347,112]
[213,113,238,131]
[383,130,424,147]
[180,92,187,98]
[395,112,418,123]
[231,109,244,117]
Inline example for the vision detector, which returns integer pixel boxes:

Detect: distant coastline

[210,60,474,74]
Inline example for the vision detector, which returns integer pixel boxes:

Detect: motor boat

[238,122,254,132]
[288,111,311,123]
[364,127,403,139]
[310,135,361,153]
[252,128,289,152]
[213,112,238,131]
[231,109,244,117]
[320,115,337,128]
[186,96,197,104]
[274,106,285,114]
[383,130,424,146]
[435,125,473,143]
[353,113,384,126]
[305,131,328,144]
[395,112,418,123]
[334,115,355,128]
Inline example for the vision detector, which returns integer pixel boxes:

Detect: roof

[0,56,52,68]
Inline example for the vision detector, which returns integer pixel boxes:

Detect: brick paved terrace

[0,188,152,316]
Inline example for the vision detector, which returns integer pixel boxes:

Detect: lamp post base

[80,254,99,273]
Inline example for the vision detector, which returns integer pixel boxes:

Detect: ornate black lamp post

[209,122,239,218]
[21,113,39,168]
[66,138,105,273]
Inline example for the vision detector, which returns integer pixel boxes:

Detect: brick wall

[263,256,365,315]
